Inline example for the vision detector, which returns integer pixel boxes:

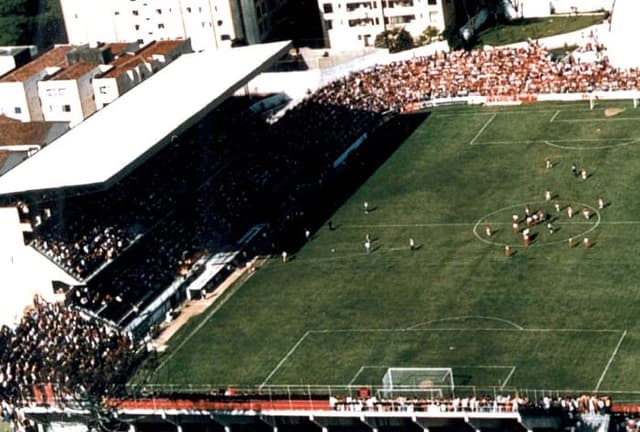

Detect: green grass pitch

[140,101,640,400]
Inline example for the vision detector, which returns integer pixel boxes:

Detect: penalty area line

[260,330,312,388]
[501,367,516,390]
[594,329,627,392]
[469,113,496,145]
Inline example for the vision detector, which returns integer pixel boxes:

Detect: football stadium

[143,100,640,395]
[5,15,640,432]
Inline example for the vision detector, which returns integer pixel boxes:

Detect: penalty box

[459,106,640,147]
[263,328,625,391]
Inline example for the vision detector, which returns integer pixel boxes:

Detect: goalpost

[381,367,454,399]
[589,92,639,109]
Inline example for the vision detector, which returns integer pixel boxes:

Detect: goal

[381,367,454,398]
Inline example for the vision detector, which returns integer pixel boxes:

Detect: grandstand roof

[0,41,291,196]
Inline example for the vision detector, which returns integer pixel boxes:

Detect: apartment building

[317,0,454,51]
[0,40,190,127]
[60,0,290,52]
[0,46,74,123]
[93,40,191,109]
[0,46,38,77]
[516,0,613,18]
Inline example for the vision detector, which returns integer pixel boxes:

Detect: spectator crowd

[2,42,639,430]
[330,392,612,415]
[1,296,137,431]
[309,43,640,113]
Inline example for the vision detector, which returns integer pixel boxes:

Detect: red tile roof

[101,55,146,78]
[49,62,98,80]
[139,40,186,56]
[0,115,66,146]
[107,42,135,57]
[0,46,73,82]
[100,40,186,79]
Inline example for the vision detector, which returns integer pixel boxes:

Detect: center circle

[473,201,600,248]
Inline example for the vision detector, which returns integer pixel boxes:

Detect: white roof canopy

[0,41,291,196]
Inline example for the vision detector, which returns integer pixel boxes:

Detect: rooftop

[0,41,292,196]
[100,40,188,79]
[0,115,67,146]
[138,40,187,57]
[48,62,98,81]
[0,46,72,82]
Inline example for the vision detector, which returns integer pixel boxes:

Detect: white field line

[482,221,640,226]
[341,221,640,229]
[349,366,367,385]
[594,329,628,392]
[342,223,473,228]
[555,117,640,123]
[268,328,623,388]
[153,264,262,374]
[349,365,516,387]
[434,108,594,117]
[407,315,524,330]
[485,137,634,143]
[260,330,312,387]
[312,327,624,334]
[549,110,560,123]
[501,367,516,390]
[348,365,391,385]
[469,113,497,145]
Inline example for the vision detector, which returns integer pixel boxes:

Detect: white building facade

[38,63,104,126]
[0,47,73,123]
[514,0,613,18]
[60,0,289,52]
[93,40,192,109]
[317,0,454,51]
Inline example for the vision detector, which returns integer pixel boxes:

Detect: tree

[374,27,414,53]
[0,0,66,47]
[442,24,464,50]
[418,26,441,46]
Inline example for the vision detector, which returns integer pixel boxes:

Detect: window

[428,0,437,4]
[62,105,71,112]
[134,24,140,30]
[158,23,165,29]
[221,34,231,40]
[114,11,120,15]
[132,10,139,15]
[323,3,333,13]
[217,20,223,26]
[14,107,21,114]
[325,19,332,30]
[186,7,192,12]
[156,8,162,14]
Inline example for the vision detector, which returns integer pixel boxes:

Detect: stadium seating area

[4,41,640,422]
[309,43,640,113]
[0,296,136,415]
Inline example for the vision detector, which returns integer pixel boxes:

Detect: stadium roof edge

[0,40,292,197]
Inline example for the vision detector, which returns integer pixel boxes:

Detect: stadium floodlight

[381,367,454,399]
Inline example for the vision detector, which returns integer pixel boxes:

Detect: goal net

[381,367,454,399]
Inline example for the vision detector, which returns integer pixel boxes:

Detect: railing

[123,383,626,403]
